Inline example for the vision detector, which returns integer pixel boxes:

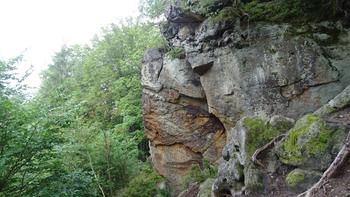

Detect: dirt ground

[312,160,350,197]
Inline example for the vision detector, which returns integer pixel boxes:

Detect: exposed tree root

[297,131,350,197]
[251,134,286,167]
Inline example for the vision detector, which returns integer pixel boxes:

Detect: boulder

[276,114,347,170]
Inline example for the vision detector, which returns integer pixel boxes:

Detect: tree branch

[87,151,106,197]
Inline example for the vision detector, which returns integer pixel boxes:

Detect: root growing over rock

[297,131,350,197]
[251,134,286,167]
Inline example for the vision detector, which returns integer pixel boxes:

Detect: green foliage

[286,169,305,188]
[209,6,241,23]
[0,55,27,99]
[1,19,165,196]
[34,170,99,197]
[36,21,164,196]
[243,0,340,23]
[139,0,178,19]
[167,47,186,59]
[0,58,68,196]
[139,0,341,22]
[121,167,164,197]
[139,0,220,19]
[194,0,217,16]
[181,160,218,190]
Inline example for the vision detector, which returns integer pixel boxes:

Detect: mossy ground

[279,114,334,165]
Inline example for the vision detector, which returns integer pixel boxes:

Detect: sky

[0,0,139,90]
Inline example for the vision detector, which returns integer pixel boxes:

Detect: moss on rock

[243,117,285,158]
[285,168,323,190]
[193,0,233,17]
[240,117,292,191]
[243,0,340,23]
[209,6,241,23]
[286,169,305,188]
[277,114,335,167]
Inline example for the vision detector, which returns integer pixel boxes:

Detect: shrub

[167,47,186,59]
[181,160,218,190]
[122,167,165,197]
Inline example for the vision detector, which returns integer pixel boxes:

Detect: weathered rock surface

[141,48,163,92]
[141,3,350,197]
[142,50,226,190]
[188,25,345,123]
[197,178,215,197]
[177,183,200,197]
[159,57,205,98]
[214,115,293,195]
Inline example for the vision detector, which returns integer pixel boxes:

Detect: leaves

[1,13,165,197]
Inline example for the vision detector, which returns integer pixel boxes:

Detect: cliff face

[142,48,226,188]
[142,1,350,196]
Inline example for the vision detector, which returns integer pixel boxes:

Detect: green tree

[0,58,70,197]
[35,20,165,196]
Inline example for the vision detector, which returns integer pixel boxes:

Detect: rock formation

[141,1,350,196]
[142,48,226,190]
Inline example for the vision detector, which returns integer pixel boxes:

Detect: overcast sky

[0,0,139,90]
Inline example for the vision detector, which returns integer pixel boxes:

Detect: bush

[167,47,186,59]
[122,167,165,197]
[181,160,218,190]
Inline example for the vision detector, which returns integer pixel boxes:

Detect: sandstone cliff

[141,1,350,196]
